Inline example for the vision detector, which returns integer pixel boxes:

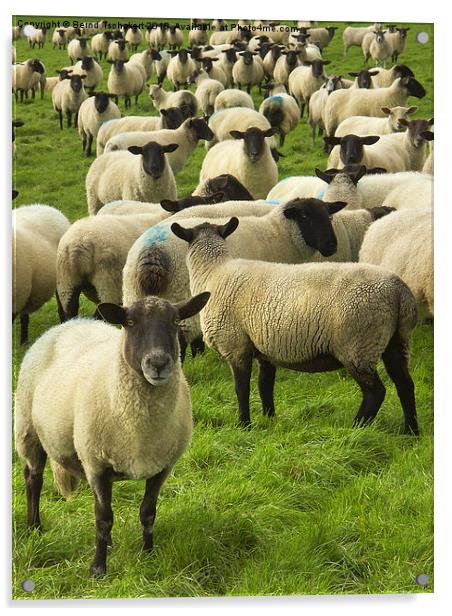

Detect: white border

[3,1,450,613]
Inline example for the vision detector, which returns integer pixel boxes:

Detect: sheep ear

[171,222,194,243]
[360,135,380,146]
[366,167,388,174]
[326,201,347,215]
[229,130,244,140]
[128,146,143,155]
[97,303,127,326]
[368,71,379,76]
[160,199,181,212]
[175,292,211,321]
[407,106,418,114]
[163,143,179,153]
[265,127,278,137]
[323,136,341,146]
[219,217,239,239]
[350,165,368,183]
[420,131,434,141]
[322,60,331,65]
[380,106,391,115]
[348,72,358,77]
[315,168,335,183]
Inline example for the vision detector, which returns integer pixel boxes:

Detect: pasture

[12,17,434,599]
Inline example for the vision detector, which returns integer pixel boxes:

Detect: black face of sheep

[79,37,88,48]
[178,49,189,64]
[108,59,128,73]
[270,46,283,61]
[420,130,434,142]
[160,192,224,212]
[201,57,218,72]
[160,107,184,129]
[239,51,256,66]
[92,92,116,113]
[402,76,426,98]
[397,27,410,39]
[326,26,338,37]
[203,174,254,200]
[324,134,380,166]
[97,295,210,386]
[222,48,237,62]
[115,39,126,51]
[304,59,331,78]
[229,127,278,163]
[79,56,95,70]
[128,141,179,178]
[349,69,379,89]
[31,59,45,74]
[64,74,86,93]
[188,118,214,142]
[283,198,347,257]
[150,48,162,61]
[393,64,414,79]
[57,68,73,80]
[283,50,300,68]
[399,118,434,147]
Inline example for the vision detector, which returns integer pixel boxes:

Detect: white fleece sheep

[77,93,121,156]
[96,200,165,216]
[52,28,67,49]
[366,64,415,88]
[272,52,301,88]
[166,51,196,90]
[173,216,418,433]
[73,57,103,90]
[107,60,145,108]
[107,39,128,61]
[125,25,143,51]
[342,23,383,54]
[28,28,47,48]
[323,77,426,137]
[148,84,198,118]
[67,38,91,63]
[148,26,166,49]
[266,176,325,201]
[91,32,111,59]
[288,60,330,116]
[387,28,410,62]
[56,211,171,317]
[103,118,213,174]
[52,74,88,128]
[193,71,224,117]
[335,106,418,137]
[206,107,275,150]
[259,91,301,146]
[128,49,155,80]
[307,76,346,143]
[14,292,206,576]
[359,208,432,317]
[86,143,177,214]
[213,89,254,112]
[304,27,338,50]
[12,59,46,102]
[13,205,71,344]
[166,26,184,49]
[232,51,265,93]
[365,30,392,67]
[197,127,278,199]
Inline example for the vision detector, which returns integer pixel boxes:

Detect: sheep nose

[142,351,173,382]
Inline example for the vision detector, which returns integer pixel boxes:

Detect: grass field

[12,16,434,600]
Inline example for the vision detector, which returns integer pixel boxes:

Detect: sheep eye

[127,319,135,327]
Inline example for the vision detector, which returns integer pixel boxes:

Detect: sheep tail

[396,281,418,342]
[50,460,80,499]
[136,245,171,296]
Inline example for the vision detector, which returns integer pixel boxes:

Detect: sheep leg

[311,124,316,145]
[74,112,79,128]
[178,330,187,363]
[190,336,205,358]
[257,358,276,417]
[351,370,386,427]
[55,290,66,323]
[89,471,114,577]
[140,468,170,553]
[86,134,94,156]
[246,83,251,95]
[57,109,63,129]
[382,334,419,435]
[230,357,253,426]
[24,446,47,530]
[20,314,29,344]
[63,286,82,320]
[66,111,72,128]
[81,131,87,152]
[134,94,139,105]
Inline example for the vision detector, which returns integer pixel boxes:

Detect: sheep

[370,64,414,88]
[335,106,418,137]
[125,24,143,51]
[421,131,434,174]
[288,35,322,61]
[326,118,434,172]
[166,49,196,91]
[359,209,432,317]
[98,193,224,217]
[77,92,121,156]
[348,69,379,89]
[68,37,91,63]
[191,174,254,200]
[193,70,224,116]
[323,76,426,137]
[91,31,113,60]
[14,292,210,577]
[342,23,384,55]
[52,73,88,129]
[166,25,184,50]
[272,50,302,88]
[308,75,345,144]
[107,59,145,108]
[213,91,253,116]
[26,67,47,100]
[107,39,128,61]
[128,49,155,80]
[196,57,228,87]
[52,28,67,49]
[28,28,47,49]
[56,212,172,318]
[86,141,178,214]
[13,205,71,344]
[259,86,301,146]
[314,166,433,212]
[365,30,392,67]
[171,215,419,435]
[304,26,338,50]
[44,68,74,93]
[188,25,209,47]
[148,84,198,119]
[197,127,278,198]
[262,45,284,79]
[73,56,103,91]
[232,51,265,93]
[13,25,25,40]
[217,47,238,85]
[151,49,171,86]
[207,107,275,151]
[148,25,166,49]
[387,27,410,62]
[96,107,184,156]
[103,118,214,174]
[124,200,392,352]
[12,59,45,102]
[288,60,330,117]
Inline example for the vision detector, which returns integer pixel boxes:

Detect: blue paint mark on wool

[142,223,170,246]
[264,199,280,205]
[315,189,326,200]
[267,95,284,105]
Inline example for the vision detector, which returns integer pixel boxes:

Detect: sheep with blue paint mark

[259,86,301,146]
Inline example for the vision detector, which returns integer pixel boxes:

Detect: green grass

[12,16,434,600]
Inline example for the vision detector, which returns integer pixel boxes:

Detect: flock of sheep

[12,18,433,578]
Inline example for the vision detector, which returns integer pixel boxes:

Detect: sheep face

[115,40,126,51]
[202,174,254,200]
[160,107,184,129]
[349,69,378,88]
[282,198,347,257]
[80,56,95,70]
[239,51,256,66]
[393,64,414,79]
[283,50,300,68]
[30,59,45,74]
[401,76,426,98]
[128,141,179,178]
[66,74,86,93]
[176,49,189,64]
[93,92,116,113]
[97,295,210,385]
[160,192,224,213]
[188,118,214,142]
[399,117,434,147]
[201,57,218,72]
[324,134,380,165]
[229,126,278,163]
